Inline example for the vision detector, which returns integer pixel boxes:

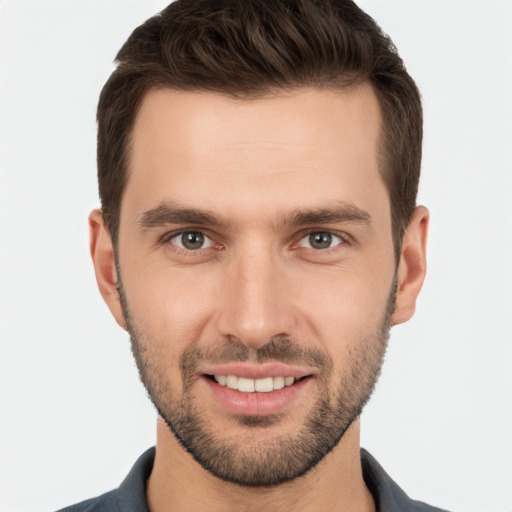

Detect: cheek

[121,260,220,345]
[294,264,394,349]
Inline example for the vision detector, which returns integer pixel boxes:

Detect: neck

[146,417,375,512]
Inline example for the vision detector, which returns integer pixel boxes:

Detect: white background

[1,1,511,511]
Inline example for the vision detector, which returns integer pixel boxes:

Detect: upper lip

[198,363,314,380]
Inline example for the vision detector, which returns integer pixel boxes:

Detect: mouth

[205,374,309,393]
[200,366,314,416]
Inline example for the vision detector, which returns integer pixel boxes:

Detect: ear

[392,206,429,326]
[89,209,126,330]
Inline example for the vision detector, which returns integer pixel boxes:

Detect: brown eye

[298,232,343,250]
[170,231,213,250]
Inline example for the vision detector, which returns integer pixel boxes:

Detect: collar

[114,447,447,512]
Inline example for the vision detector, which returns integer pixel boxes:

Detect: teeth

[214,375,297,392]
[237,377,255,392]
[226,375,238,390]
[254,377,273,393]
[273,376,285,390]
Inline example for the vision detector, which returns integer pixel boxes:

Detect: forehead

[124,86,386,224]
[130,85,382,162]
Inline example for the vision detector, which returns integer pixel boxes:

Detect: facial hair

[118,275,395,487]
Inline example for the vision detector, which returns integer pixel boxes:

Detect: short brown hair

[97,0,422,257]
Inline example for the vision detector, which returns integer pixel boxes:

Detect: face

[104,86,402,486]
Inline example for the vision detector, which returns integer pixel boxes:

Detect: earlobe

[89,210,126,330]
[392,206,429,326]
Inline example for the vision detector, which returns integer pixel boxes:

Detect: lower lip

[202,376,312,416]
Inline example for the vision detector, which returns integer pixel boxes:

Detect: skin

[90,85,428,512]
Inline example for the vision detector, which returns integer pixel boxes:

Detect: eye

[169,231,215,251]
[297,231,344,250]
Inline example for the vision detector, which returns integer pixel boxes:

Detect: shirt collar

[115,446,444,512]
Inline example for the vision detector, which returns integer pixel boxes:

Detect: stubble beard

[118,277,395,487]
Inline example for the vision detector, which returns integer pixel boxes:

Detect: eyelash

[293,229,349,251]
[159,228,351,253]
[159,229,221,252]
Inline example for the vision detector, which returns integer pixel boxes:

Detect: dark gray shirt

[56,448,449,511]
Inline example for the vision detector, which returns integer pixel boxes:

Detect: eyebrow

[283,203,372,227]
[137,201,372,231]
[138,203,232,230]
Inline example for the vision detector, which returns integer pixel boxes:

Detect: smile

[213,375,297,393]
[204,373,312,416]
[199,363,315,415]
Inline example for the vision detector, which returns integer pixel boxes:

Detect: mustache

[180,335,332,376]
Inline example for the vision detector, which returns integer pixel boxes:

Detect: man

[59,0,444,510]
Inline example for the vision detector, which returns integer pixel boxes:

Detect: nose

[215,247,296,350]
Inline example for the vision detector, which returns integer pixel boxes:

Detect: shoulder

[361,449,451,512]
[54,447,155,512]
